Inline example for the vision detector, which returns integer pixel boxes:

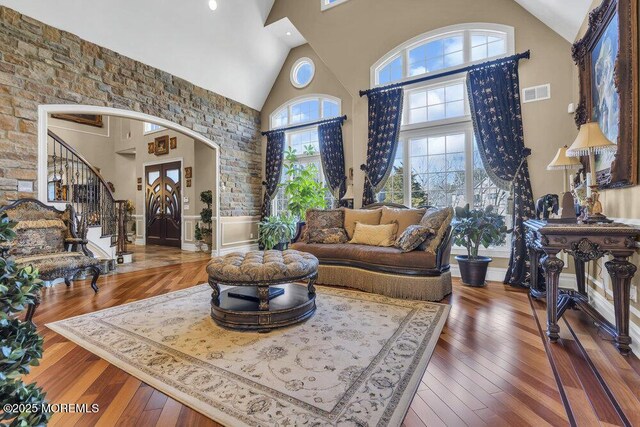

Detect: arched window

[269,95,342,214]
[373,24,514,222]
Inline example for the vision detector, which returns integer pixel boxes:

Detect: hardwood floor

[23,261,640,426]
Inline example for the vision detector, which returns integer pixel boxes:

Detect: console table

[525,220,640,355]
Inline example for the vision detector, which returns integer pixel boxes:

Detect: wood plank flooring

[21,259,640,426]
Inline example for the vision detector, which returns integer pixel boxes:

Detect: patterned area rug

[47,284,449,426]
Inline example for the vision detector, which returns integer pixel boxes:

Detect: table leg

[605,257,637,355]
[208,278,220,304]
[258,286,270,311]
[529,246,544,299]
[542,252,564,342]
[574,258,586,295]
[308,272,317,295]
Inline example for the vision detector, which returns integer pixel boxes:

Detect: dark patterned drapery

[318,120,347,207]
[261,130,286,219]
[362,88,404,206]
[467,58,535,286]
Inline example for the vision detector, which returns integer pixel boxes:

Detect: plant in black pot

[452,204,508,287]
[258,214,297,251]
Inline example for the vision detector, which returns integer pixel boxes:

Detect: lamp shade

[566,122,617,157]
[341,184,355,200]
[547,145,581,170]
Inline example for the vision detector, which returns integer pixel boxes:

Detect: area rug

[47,284,450,426]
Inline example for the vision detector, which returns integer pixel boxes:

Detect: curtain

[362,88,404,206]
[260,130,286,220]
[318,120,347,207]
[467,58,535,286]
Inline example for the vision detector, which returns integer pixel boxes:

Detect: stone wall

[0,7,262,216]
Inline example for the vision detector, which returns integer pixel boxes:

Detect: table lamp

[547,145,581,220]
[566,122,617,223]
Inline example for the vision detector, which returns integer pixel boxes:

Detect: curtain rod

[359,50,531,97]
[261,115,348,136]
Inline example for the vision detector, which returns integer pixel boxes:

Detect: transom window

[374,24,514,218]
[373,24,513,86]
[321,0,350,11]
[143,122,165,134]
[270,95,341,129]
[291,57,315,89]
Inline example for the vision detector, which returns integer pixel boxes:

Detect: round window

[291,58,315,88]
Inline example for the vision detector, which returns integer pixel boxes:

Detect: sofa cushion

[290,242,437,271]
[350,222,397,247]
[380,206,426,235]
[10,219,67,257]
[419,207,453,253]
[307,227,349,244]
[343,208,382,239]
[395,225,435,253]
[305,209,344,242]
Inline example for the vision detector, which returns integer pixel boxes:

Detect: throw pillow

[307,227,349,244]
[395,225,435,253]
[349,221,398,247]
[305,209,344,242]
[380,206,426,235]
[418,207,454,253]
[10,219,67,257]
[343,208,382,239]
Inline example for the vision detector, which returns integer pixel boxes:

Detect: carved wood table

[525,220,640,355]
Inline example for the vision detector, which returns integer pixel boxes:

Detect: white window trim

[269,94,342,130]
[370,23,515,87]
[321,0,350,11]
[290,57,316,89]
[143,122,166,135]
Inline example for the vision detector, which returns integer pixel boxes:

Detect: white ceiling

[514,0,593,42]
[0,0,306,111]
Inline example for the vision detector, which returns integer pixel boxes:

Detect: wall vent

[522,84,551,103]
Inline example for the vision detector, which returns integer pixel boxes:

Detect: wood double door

[146,162,181,247]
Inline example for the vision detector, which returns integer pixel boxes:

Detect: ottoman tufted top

[206,250,319,283]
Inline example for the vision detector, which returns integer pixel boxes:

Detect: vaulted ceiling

[0,0,592,111]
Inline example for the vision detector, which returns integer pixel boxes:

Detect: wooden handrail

[47,130,116,200]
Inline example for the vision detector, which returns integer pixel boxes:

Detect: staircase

[47,130,127,268]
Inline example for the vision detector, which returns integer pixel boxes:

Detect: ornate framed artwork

[147,142,155,154]
[170,137,177,149]
[51,114,104,128]
[186,179,192,188]
[572,0,638,188]
[184,167,192,179]
[154,135,170,156]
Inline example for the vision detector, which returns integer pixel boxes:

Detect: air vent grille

[522,84,551,103]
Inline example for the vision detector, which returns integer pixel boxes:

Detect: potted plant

[194,223,203,251]
[281,145,329,221]
[258,214,297,250]
[452,204,508,287]
[199,190,213,249]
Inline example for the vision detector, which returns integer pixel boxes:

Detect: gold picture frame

[154,135,170,156]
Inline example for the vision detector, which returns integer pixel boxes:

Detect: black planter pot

[455,255,492,287]
[273,241,289,251]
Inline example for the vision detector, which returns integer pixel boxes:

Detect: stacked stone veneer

[0,7,261,216]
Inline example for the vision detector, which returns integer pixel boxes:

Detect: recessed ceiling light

[286,31,292,36]
[208,0,218,11]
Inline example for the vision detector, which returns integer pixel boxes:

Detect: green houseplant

[199,190,213,247]
[281,145,329,221]
[258,214,297,250]
[0,213,51,426]
[452,204,508,287]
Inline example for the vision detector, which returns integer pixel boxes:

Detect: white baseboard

[181,243,199,252]
[450,265,576,289]
[218,243,259,256]
[135,239,145,246]
[587,287,640,356]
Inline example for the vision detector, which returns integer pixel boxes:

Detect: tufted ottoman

[206,250,319,330]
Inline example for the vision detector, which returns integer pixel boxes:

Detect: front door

[146,161,181,247]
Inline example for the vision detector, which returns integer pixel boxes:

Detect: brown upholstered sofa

[290,203,453,301]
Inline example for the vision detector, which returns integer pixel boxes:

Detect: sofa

[0,199,102,321]
[290,203,453,301]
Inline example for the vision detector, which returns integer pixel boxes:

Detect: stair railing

[47,130,118,247]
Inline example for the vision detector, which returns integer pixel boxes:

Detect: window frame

[143,122,165,135]
[269,94,342,130]
[290,57,316,89]
[321,0,350,11]
[370,23,515,87]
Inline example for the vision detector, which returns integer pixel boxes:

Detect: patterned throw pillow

[418,207,454,253]
[349,222,398,247]
[395,225,435,253]
[304,209,345,242]
[307,228,349,244]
